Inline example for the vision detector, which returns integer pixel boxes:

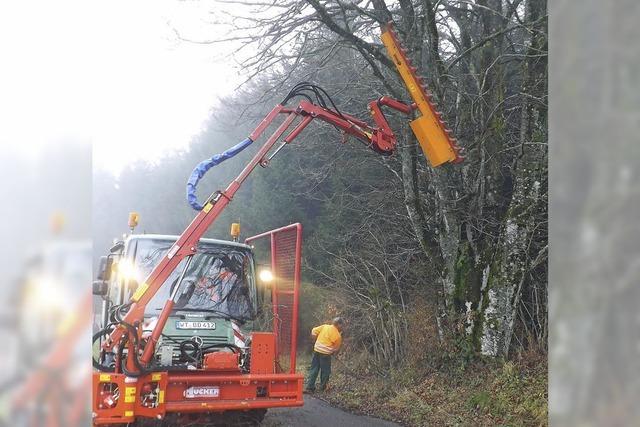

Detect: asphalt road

[262,395,400,427]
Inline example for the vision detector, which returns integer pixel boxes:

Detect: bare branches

[305,0,394,69]
[445,14,547,72]
[197,0,548,360]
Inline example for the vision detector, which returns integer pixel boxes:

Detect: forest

[94,0,547,424]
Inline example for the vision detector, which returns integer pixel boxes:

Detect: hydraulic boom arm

[99,27,463,376]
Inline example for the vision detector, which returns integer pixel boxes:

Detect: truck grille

[164,334,229,348]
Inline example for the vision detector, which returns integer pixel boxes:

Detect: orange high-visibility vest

[311,324,342,355]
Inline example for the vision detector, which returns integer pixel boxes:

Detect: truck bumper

[92,371,304,425]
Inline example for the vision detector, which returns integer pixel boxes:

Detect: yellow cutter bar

[381,23,463,167]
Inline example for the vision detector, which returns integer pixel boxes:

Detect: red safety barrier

[246,223,302,374]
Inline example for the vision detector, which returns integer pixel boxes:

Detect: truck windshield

[132,239,256,320]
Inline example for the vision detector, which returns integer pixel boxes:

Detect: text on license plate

[176,321,216,330]
[184,386,220,399]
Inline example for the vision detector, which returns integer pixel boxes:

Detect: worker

[304,317,344,392]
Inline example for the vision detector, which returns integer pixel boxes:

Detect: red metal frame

[270,233,279,357]
[246,223,303,374]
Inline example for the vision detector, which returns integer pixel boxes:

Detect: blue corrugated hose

[186,137,253,210]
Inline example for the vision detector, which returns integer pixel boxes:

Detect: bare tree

[186,0,548,359]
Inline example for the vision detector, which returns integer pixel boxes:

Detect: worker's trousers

[305,351,332,391]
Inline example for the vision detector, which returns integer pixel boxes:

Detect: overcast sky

[0,0,247,174]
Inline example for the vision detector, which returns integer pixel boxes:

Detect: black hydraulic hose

[312,85,344,117]
[92,325,116,372]
[106,302,129,325]
[179,340,241,364]
[95,304,151,377]
[179,340,201,363]
[97,314,244,376]
[119,321,149,378]
[93,320,149,377]
[283,92,314,105]
[283,82,347,119]
[100,304,150,376]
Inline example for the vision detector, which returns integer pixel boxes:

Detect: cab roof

[126,234,253,251]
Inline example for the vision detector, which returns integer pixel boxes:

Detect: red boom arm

[101,96,417,372]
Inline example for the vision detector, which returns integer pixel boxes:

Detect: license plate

[175,321,216,330]
[185,386,220,399]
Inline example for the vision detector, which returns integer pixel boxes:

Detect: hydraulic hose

[179,340,240,364]
[119,321,149,378]
[186,138,253,210]
[92,321,149,377]
[92,325,116,372]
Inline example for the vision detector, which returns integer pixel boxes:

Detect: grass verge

[298,351,547,426]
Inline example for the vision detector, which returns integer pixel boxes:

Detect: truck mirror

[97,255,115,281]
[93,280,109,296]
[110,240,124,253]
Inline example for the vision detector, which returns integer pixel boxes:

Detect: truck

[93,224,303,426]
[91,23,462,426]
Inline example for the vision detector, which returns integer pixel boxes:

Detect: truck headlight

[258,269,273,283]
[116,259,139,282]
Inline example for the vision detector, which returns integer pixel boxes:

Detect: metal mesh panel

[246,224,301,374]
[272,229,297,371]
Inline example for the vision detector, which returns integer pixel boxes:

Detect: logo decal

[184,386,220,399]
